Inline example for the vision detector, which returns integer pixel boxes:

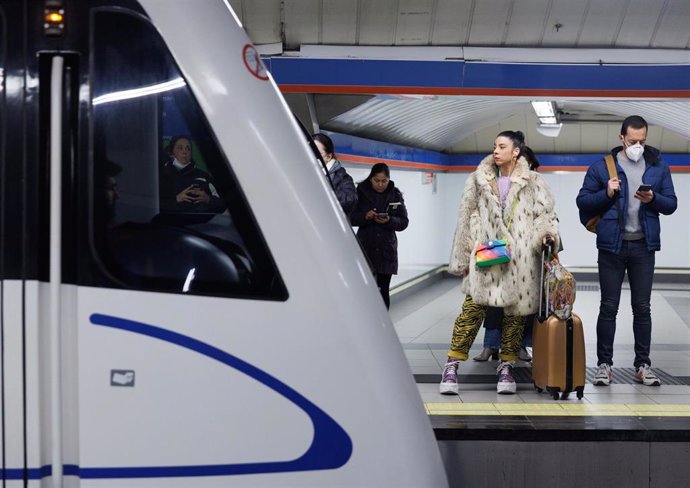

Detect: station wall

[346,166,689,271]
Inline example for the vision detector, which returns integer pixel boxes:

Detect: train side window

[90,10,287,300]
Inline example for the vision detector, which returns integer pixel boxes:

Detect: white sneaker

[636,364,661,386]
[593,364,612,386]
[496,361,516,395]
[440,359,460,395]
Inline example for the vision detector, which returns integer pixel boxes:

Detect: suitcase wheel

[576,387,584,400]
[546,387,560,400]
[560,391,570,401]
[533,382,543,393]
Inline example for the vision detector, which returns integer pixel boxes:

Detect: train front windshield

[90,10,286,300]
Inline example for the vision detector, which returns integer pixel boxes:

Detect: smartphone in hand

[387,202,401,213]
[376,212,388,218]
[637,184,652,192]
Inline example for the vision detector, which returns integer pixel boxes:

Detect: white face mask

[625,143,644,162]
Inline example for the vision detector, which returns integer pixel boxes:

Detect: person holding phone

[159,135,226,214]
[576,115,677,387]
[350,163,408,309]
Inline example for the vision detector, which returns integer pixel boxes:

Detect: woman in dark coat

[312,133,357,216]
[350,163,409,309]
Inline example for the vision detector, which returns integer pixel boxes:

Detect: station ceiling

[229,0,690,155]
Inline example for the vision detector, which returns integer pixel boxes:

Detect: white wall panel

[431,0,474,45]
[323,0,360,45]
[578,0,627,47]
[284,0,320,46]
[467,0,512,46]
[651,0,690,48]
[396,0,435,45]
[344,165,689,270]
[542,0,588,46]
[359,0,399,45]
[504,0,551,45]
[616,0,666,48]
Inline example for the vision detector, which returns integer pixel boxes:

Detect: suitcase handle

[538,249,550,321]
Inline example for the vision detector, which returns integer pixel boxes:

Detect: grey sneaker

[496,361,516,395]
[593,364,612,386]
[440,358,460,395]
[636,364,661,386]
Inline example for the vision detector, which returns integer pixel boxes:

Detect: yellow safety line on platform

[425,402,690,417]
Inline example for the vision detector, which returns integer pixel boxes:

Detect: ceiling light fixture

[531,100,562,137]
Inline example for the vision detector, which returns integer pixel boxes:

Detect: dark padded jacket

[327,159,357,216]
[576,145,677,253]
[159,160,227,214]
[350,181,409,275]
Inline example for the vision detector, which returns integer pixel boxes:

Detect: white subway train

[0,0,447,486]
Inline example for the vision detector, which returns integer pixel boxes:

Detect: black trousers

[376,273,392,309]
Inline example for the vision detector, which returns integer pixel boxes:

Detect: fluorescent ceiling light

[539,116,559,125]
[93,77,186,105]
[531,101,555,118]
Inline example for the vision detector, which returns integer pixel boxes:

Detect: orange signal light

[45,12,64,23]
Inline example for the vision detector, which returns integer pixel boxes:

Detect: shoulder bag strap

[505,195,520,232]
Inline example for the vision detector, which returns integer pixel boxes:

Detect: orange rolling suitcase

[532,250,586,400]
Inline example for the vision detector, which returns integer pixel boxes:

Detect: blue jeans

[596,239,655,368]
[483,314,533,349]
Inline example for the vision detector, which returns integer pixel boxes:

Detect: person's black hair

[497,130,526,151]
[165,134,192,158]
[497,130,539,169]
[620,115,648,136]
[312,133,335,156]
[358,162,391,190]
[366,162,390,180]
[521,146,540,171]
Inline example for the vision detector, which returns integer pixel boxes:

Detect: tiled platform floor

[390,274,690,408]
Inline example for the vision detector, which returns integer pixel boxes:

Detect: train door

[0,0,60,484]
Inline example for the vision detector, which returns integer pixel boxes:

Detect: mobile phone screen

[638,184,652,192]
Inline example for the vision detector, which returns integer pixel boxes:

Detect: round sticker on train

[243,44,269,81]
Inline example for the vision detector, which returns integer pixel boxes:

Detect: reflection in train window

[90,10,286,300]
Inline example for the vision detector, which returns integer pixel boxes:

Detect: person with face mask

[576,115,677,387]
[312,133,357,216]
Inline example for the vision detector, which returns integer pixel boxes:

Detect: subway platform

[390,268,690,488]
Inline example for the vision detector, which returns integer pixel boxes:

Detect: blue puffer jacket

[576,146,677,253]
[327,159,357,216]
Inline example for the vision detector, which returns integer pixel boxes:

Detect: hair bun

[514,130,525,142]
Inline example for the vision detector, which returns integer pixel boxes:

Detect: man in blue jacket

[576,115,677,387]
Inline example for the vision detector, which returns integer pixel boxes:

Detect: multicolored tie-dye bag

[543,255,576,320]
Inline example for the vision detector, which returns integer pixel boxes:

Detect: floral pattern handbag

[543,254,576,320]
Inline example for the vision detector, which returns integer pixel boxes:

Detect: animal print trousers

[447,295,525,361]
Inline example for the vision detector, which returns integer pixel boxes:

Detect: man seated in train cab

[95,158,123,228]
[576,115,677,388]
[159,135,226,214]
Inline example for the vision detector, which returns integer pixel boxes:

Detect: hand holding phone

[637,184,652,192]
[376,212,388,218]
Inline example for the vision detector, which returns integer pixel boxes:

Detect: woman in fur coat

[440,130,560,395]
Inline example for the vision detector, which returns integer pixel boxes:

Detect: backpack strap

[604,155,617,179]
[604,154,624,230]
